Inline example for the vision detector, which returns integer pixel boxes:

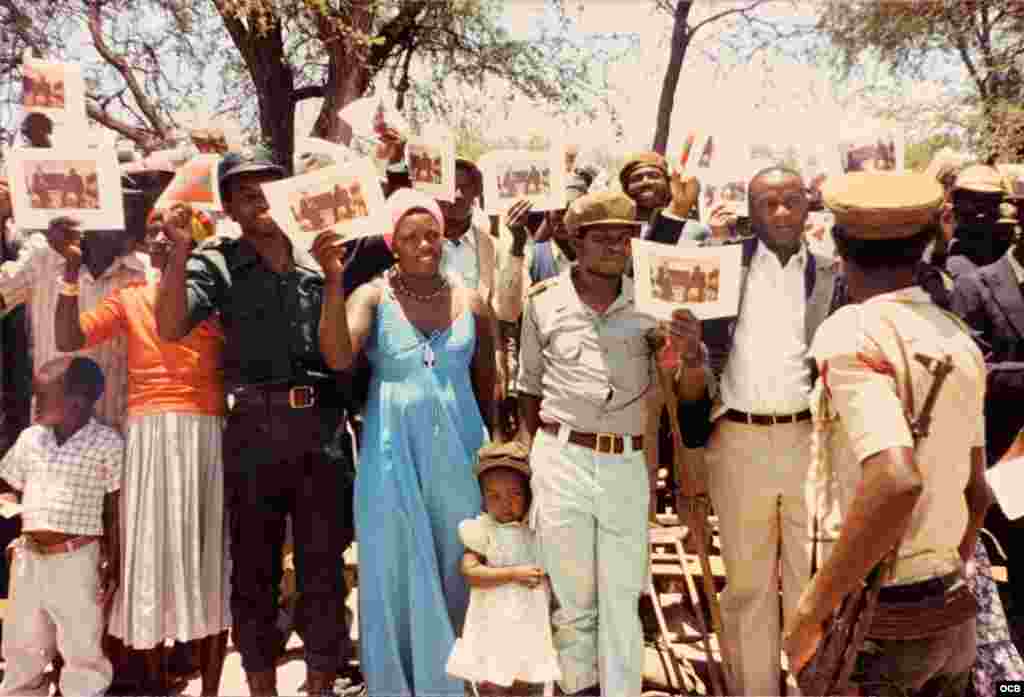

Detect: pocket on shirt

[547,330,582,362]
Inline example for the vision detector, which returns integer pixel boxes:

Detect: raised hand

[506,199,534,249]
[311,230,348,281]
[45,216,84,275]
[376,127,407,165]
[668,171,700,219]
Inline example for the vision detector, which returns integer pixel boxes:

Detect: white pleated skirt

[109,412,231,649]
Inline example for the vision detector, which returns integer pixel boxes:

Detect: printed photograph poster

[21,58,87,131]
[480,148,567,215]
[699,173,750,222]
[838,125,905,173]
[262,156,387,250]
[632,239,743,321]
[7,146,124,231]
[153,154,223,212]
[405,130,456,202]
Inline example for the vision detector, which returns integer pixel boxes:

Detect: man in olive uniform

[785,172,992,696]
[155,148,353,696]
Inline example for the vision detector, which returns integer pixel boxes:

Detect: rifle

[796,341,954,697]
[655,363,736,695]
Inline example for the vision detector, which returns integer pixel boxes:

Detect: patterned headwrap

[385,188,445,251]
[619,151,669,193]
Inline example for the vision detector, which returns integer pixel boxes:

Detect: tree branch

[86,102,158,150]
[688,0,779,38]
[86,0,167,141]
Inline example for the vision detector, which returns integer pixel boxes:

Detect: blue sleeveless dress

[356,287,486,697]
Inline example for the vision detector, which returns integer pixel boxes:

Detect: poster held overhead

[479,147,567,215]
[21,57,87,137]
[7,146,125,231]
[261,157,387,250]
[153,154,223,213]
[405,129,456,202]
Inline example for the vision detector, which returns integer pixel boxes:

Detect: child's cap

[474,441,531,480]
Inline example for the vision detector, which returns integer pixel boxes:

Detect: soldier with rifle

[784,172,992,697]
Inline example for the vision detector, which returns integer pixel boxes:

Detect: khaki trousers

[706,418,812,696]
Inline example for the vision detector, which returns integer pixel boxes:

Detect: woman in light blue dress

[317,188,497,696]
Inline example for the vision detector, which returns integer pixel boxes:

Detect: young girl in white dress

[446,441,561,696]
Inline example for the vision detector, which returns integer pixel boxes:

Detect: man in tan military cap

[784,172,991,697]
[945,163,1013,279]
[517,191,706,696]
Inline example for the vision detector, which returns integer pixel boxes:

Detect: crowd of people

[0,105,1022,697]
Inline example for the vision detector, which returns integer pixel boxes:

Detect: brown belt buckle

[596,433,618,454]
[289,385,316,409]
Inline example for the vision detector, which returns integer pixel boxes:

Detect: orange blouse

[80,282,226,418]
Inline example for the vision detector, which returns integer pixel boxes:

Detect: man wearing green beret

[784,172,991,697]
[517,190,706,697]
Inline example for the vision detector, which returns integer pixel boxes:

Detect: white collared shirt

[720,242,811,415]
[441,210,488,290]
[0,235,154,430]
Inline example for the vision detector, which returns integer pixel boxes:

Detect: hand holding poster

[699,173,750,222]
[632,239,742,321]
[7,146,124,231]
[405,129,456,202]
[262,157,386,250]
[480,147,567,215]
[153,154,223,212]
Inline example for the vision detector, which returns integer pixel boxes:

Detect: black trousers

[223,401,354,675]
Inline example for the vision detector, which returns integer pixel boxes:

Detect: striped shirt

[0,233,154,431]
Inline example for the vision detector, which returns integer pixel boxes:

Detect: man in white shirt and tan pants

[677,166,837,695]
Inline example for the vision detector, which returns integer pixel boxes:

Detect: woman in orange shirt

[52,207,229,695]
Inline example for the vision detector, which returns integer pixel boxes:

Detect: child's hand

[515,565,546,589]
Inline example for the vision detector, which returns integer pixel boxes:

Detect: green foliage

[904,132,965,172]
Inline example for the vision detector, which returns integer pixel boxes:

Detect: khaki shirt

[518,269,655,436]
[808,287,986,585]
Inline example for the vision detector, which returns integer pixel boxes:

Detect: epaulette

[526,277,557,298]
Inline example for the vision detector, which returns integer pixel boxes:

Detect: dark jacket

[950,255,1024,464]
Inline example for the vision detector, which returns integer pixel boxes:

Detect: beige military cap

[474,440,532,479]
[563,191,643,236]
[954,164,1006,194]
[822,172,943,239]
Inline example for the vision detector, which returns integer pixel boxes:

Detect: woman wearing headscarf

[314,188,497,697]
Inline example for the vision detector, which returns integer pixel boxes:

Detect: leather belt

[724,408,812,426]
[231,383,322,410]
[541,423,642,455]
[21,534,100,556]
[877,572,962,604]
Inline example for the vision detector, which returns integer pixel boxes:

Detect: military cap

[564,191,642,236]
[474,441,532,480]
[218,145,287,201]
[822,172,943,239]
[619,151,668,192]
[954,164,1006,194]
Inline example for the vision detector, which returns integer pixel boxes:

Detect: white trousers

[0,540,112,697]
[530,426,649,697]
[706,419,812,697]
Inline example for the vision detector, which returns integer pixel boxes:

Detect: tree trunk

[254,52,295,174]
[315,1,374,145]
[651,0,693,155]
